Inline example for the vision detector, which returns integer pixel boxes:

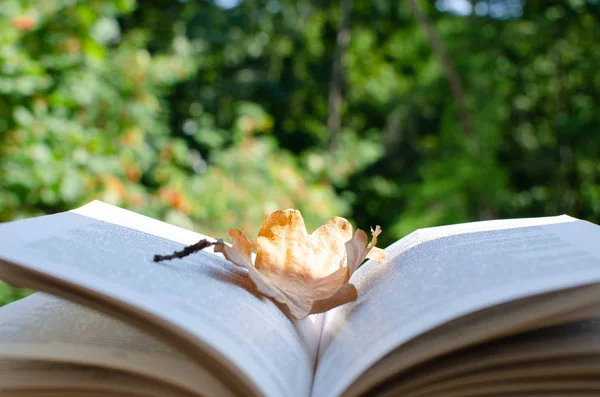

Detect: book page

[356,287,600,397]
[0,201,320,397]
[0,292,226,397]
[391,317,600,397]
[312,216,600,397]
[0,360,183,397]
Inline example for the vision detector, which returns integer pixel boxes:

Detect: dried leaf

[217,209,386,319]
[309,284,358,315]
[367,247,387,263]
[227,229,253,265]
[214,231,282,301]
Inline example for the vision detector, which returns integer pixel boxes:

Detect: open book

[1,201,600,397]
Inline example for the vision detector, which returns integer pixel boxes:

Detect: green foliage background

[1,0,599,304]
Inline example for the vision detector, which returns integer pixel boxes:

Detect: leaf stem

[153,239,216,262]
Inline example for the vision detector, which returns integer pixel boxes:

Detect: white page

[0,201,320,397]
[0,292,226,397]
[312,216,600,397]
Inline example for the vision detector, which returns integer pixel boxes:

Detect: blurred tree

[348,0,600,241]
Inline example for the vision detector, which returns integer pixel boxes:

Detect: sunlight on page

[71,201,216,249]
[0,201,321,397]
[312,215,600,397]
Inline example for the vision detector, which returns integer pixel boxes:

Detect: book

[0,201,600,397]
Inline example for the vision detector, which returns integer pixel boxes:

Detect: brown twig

[153,239,217,262]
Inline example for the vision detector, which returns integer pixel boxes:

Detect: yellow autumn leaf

[214,209,387,319]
